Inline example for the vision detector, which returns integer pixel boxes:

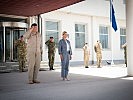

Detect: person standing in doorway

[83,43,90,68]
[45,37,56,70]
[94,40,102,68]
[23,23,42,84]
[15,35,26,72]
[58,31,72,81]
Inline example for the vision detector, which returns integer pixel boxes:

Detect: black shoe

[85,66,89,68]
[21,69,26,72]
[33,80,40,83]
[62,78,65,81]
[52,68,55,70]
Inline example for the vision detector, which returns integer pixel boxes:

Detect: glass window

[123,0,126,4]
[46,21,58,30]
[120,28,126,48]
[99,26,109,49]
[75,24,85,48]
[45,21,59,47]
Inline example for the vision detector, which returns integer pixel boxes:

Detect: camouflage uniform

[45,40,56,70]
[15,39,26,72]
[122,43,127,67]
[94,42,102,68]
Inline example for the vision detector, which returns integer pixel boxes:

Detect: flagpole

[110,0,117,65]
[110,0,114,65]
[111,25,114,65]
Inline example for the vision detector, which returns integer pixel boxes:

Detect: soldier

[45,37,56,70]
[83,43,90,68]
[94,40,102,68]
[23,23,42,84]
[15,35,26,72]
[122,43,127,67]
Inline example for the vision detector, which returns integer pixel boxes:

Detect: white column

[126,0,133,76]
[41,14,46,61]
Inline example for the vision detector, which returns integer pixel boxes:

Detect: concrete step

[0,61,60,72]
[0,66,7,70]
[0,69,12,73]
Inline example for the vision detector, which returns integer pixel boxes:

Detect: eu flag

[110,1,118,31]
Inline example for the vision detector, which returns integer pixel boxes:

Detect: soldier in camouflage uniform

[122,43,127,67]
[45,37,56,70]
[15,35,26,72]
[94,40,102,68]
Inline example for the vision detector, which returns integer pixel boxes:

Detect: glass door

[5,27,12,61]
[13,29,26,61]
[0,22,27,62]
[5,28,26,61]
[0,27,4,62]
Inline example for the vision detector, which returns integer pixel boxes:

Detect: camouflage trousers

[18,57,26,72]
[48,53,55,69]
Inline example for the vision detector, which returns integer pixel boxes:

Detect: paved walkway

[67,64,127,78]
[0,64,133,100]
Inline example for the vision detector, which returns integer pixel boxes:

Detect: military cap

[20,35,23,38]
[31,23,37,27]
[50,37,54,39]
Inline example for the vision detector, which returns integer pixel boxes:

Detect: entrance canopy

[0,0,84,17]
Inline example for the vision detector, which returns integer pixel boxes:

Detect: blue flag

[110,1,117,31]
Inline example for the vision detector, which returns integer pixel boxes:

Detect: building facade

[0,0,126,66]
[41,0,126,65]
